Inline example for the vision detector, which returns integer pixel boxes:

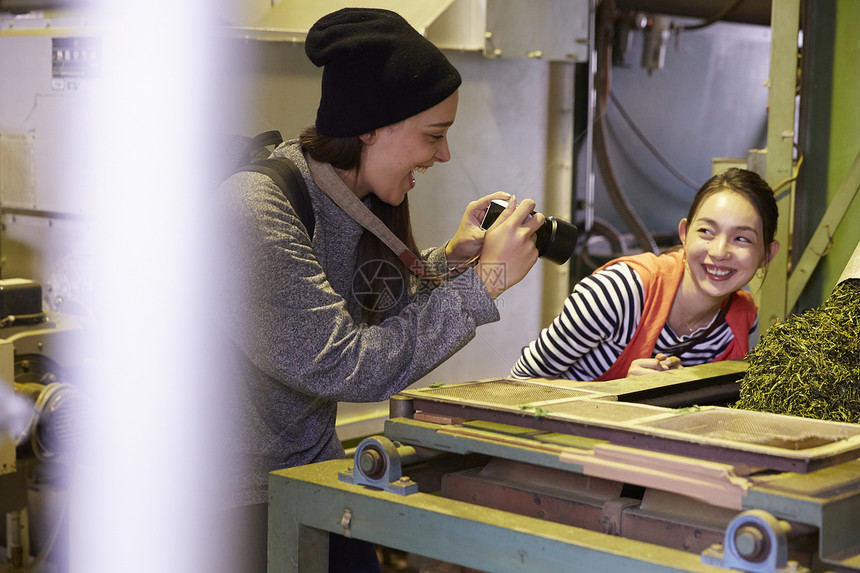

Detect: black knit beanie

[305,8,462,138]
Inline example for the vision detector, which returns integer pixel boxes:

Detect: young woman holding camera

[216,8,543,572]
[511,168,780,382]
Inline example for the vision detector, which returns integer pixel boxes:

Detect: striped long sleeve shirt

[510,261,757,381]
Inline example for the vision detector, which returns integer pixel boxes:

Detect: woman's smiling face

[679,188,776,301]
[354,91,459,205]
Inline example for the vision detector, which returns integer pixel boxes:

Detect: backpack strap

[237,130,284,167]
[241,157,315,238]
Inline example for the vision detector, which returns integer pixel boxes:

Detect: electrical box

[0,279,42,318]
[0,339,17,476]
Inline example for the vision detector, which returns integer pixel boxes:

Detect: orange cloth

[595,250,757,381]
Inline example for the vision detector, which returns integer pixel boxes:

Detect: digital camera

[480,199,578,265]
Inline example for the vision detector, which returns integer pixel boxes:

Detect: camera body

[480,199,578,265]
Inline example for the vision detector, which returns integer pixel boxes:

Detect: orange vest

[594,250,757,381]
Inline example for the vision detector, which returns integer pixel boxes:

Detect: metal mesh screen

[639,409,860,450]
[539,400,666,423]
[417,380,593,407]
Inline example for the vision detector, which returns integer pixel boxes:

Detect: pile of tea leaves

[735,279,860,423]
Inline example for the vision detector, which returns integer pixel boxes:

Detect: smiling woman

[352,95,458,206]
[672,172,780,335]
[510,167,779,382]
[214,7,546,573]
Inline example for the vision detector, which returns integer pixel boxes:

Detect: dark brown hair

[300,125,423,324]
[686,168,779,250]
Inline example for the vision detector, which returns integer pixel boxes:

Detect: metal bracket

[340,509,352,539]
[337,436,418,495]
[701,510,808,573]
[599,498,640,536]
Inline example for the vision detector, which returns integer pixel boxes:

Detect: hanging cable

[673,0,748,32]
[773,154,804,201]
[594,0,659,254]
[609,92,700,191]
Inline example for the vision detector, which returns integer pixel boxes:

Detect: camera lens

[480,202,578,265]
[535,216,578,265]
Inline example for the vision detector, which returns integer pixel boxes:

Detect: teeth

[413,166,428,175]
[706,266,732,277]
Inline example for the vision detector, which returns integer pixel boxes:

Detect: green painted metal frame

[759,0,801,325]
[787,149,860,307]
[758,0,860,318]
[267,458,731,573]
[396,377,860,474]
[268,434,860,572]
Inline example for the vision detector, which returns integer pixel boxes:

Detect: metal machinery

[0,279,85,572]
[269,362,860,573]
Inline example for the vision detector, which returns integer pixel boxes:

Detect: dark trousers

[216,503,381,573]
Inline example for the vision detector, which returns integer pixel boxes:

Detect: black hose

[595,1,659,254]
[674,0,748,32]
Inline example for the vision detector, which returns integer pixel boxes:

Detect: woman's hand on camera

[445,191,512,265]
[475,197,544,298]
